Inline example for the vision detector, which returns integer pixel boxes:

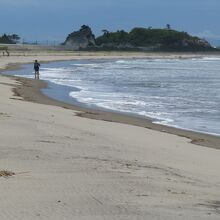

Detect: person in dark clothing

[34,60,40,79]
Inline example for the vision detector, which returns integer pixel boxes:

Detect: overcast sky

[0,0,219,45]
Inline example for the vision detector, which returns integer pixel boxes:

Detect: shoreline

[3,71,219,150]
[1,51,220,149]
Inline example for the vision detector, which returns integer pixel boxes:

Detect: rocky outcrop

[64,25,96,49]
[180,38,211,49]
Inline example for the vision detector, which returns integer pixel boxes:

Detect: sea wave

[202,57,220,61]
[9,58,220,136]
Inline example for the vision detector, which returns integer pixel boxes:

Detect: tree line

[0,34,20,44]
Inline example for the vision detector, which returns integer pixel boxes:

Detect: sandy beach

[0,50,220,219]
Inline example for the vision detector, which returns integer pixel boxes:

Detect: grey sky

[0,0,219,45]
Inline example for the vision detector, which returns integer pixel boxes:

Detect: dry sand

[0,51,220,219]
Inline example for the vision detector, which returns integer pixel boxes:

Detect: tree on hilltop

[166,24,171,30]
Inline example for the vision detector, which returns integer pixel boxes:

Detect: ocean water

[4,57,220,136]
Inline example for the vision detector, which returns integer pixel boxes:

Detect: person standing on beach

[34,60,40,79]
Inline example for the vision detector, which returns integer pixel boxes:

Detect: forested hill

[95,28,212,51]
[63,25,216,51]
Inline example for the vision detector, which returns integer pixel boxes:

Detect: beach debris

[0,170,15,177]
[197,200,220,214]
[0,112,11,118]
[0,112,7,116]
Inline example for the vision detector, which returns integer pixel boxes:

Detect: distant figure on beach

[6,50,10,56]
[2,50,9,56]
[34,60,40,79]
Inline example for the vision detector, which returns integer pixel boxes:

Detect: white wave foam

[202,57,220,61]
[115,60,130,64]
[71,63,100,68]
[41,67,71,72]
